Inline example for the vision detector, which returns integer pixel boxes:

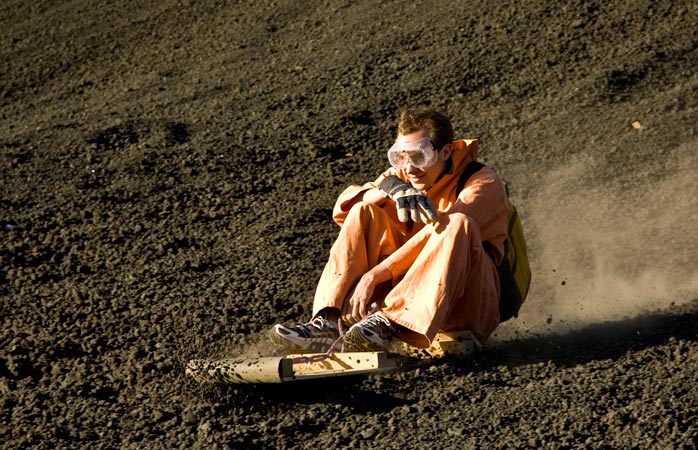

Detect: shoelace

[360,312,392,330]
[292,318,346,364]
[282,316,333,341]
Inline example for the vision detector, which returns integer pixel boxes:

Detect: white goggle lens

[387,139,438,169]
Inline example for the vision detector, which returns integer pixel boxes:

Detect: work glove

[379,175,438,223]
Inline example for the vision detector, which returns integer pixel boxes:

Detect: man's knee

[442,212,481,239]
[346,201,384,222]
[446,211,474,229]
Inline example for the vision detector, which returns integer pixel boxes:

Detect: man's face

[392,129,449,191]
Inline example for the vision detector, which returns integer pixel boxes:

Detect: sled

[186,331,481,384]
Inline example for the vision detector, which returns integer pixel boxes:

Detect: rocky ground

[1,0,697,448]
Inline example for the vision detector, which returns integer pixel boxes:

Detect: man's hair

[397,108,454,150]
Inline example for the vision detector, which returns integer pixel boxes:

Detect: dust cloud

[507,139,698,336]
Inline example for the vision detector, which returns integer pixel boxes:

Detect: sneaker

[269,316,340,354]
[343,312,395,352]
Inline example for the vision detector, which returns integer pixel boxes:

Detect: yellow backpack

[457,161,532,322]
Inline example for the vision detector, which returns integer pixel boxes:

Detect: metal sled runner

[186,331,481,384]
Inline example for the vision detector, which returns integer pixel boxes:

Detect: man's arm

[332,169,398,226]
[361,187,388,205]
[448,171,508,263]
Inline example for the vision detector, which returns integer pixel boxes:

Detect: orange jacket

[332,139,509,276]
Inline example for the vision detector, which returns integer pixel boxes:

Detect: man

[270,108,509,353]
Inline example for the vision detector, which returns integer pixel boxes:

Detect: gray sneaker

[343,312,395,352]
[269,316,340,354]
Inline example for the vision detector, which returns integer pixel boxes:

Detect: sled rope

[291,318,346,364]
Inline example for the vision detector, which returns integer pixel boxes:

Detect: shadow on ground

[190,298,697,412]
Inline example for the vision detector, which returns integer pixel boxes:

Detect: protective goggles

[387,137,439,170]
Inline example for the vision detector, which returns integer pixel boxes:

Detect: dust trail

[500,139,698,338]
[212,332,276,360]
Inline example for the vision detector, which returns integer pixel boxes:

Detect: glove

[379,176,437,223]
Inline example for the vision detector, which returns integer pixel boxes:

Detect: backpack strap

[456,160,485,195]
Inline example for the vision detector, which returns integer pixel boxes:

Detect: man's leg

[270,202,404,353]
[312,202,405,316]
[380,212,500,347]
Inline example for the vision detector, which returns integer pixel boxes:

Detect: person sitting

[270,107,509,353]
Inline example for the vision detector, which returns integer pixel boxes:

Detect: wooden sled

[186,331,481,384]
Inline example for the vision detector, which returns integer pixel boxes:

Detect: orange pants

[313,202,500,347]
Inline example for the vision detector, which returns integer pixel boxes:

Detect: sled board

[186,331,481,384]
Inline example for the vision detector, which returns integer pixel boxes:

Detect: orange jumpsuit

[313,139,509,347]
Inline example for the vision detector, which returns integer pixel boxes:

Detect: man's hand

[342,265,392,325]
[379,176,437,223]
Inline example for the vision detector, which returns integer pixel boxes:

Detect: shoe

[343,312,395,352]
[269,316,340,354]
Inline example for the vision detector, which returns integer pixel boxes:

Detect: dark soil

[1,1,697,448]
